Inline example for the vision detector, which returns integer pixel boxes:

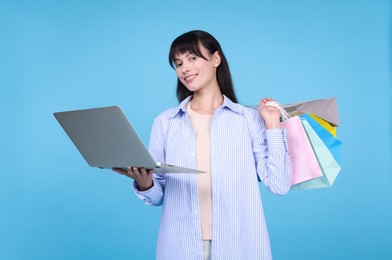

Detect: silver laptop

[54,106,203,174]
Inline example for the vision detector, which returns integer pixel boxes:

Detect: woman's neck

[190,90,224,115]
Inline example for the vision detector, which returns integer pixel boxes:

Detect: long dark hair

[168,30,238,103]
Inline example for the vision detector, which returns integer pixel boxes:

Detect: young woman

[113,30,292,260]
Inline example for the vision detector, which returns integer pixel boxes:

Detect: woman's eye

[190,56,197,61]
[175,63,182,68]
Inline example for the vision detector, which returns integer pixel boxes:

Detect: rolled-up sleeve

[248,111,292,195]
[133,175,165,206]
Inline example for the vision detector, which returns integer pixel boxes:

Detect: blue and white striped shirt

[134,95,292,260]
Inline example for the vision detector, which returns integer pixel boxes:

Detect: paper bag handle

[265,101,290,121]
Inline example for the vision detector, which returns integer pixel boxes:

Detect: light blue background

[1,1,391,259]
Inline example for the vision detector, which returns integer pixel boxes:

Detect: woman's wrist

[136,180,154,191]
[264,118,281,129]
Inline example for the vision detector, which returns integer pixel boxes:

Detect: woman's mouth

[184,74,197,83]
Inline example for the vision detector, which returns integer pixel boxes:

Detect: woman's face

[173,44,221,94]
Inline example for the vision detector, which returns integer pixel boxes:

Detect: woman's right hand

[112,167,154,191]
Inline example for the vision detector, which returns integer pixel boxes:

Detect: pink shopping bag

[280,116,323,185]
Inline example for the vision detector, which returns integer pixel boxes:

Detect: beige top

[187,102,213,240]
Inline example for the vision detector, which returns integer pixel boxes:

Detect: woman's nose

[181,61,190,73]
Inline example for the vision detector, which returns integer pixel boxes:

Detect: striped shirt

[133,95,292,260]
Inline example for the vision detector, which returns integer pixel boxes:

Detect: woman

[114,30,292,260]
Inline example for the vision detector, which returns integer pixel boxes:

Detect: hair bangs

[169,35,206,69]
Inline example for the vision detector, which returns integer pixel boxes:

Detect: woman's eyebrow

[173,52,192,61]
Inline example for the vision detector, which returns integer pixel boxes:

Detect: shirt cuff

[265,128,288,151]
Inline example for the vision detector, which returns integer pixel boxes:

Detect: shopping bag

[300,113,342,163]
[280,116,323,185]
[282,97,340,126]
[309,113,337,137]
[250,99,342,188]
[290,119,341,190]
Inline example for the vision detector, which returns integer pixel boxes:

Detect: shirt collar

[221,95,242,114]
[168,95,242,119]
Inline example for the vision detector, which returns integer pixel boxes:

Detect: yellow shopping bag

[308,113,337,137]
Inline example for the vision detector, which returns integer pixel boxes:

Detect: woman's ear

[213,51,221,68]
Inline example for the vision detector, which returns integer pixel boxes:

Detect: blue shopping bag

[290,117,342,190]
[300,114,342,163]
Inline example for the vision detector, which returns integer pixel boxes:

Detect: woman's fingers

[128,167,145,178]
[112,167,128,175]
[113,168,132,178]
[259,98,278,109]
[112,167,154,191]
[129,167,154,178]
[112,167,151,179]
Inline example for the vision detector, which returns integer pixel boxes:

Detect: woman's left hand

[258,98,281,129]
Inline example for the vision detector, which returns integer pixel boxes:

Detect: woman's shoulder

[221,96,258,118]
[153,105,183,122]
[154,97,191,121]
[235,103,265,132]
[235,103,259,119]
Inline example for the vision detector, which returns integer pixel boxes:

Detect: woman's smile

[183,74,198,83]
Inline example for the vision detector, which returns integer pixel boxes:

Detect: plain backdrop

[1,1,391,259]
